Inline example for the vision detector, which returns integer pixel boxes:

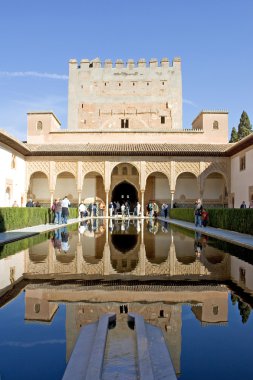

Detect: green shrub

[169,208,253,235]
[0,207,78,232]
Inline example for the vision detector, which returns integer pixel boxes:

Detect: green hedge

[0,232,50,258]
[0,207,78,232]
[169,208,253,235]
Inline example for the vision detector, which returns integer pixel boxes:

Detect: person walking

[61,196,71,224]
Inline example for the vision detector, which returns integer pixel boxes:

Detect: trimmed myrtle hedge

[0,207,78,232]
[169,208,253,235]
[0,232,50,258]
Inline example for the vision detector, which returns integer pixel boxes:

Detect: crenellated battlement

[69,57,181,69]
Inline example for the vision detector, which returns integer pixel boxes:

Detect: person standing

[109,201,114,217]
[136,201,141,217]
[54,198,62,224]
[61,196,71,224]
[26,199,33,207]
[79,201,86,218]
[194,199,203,227]
[201,208,209,227]
[240,201,247,208]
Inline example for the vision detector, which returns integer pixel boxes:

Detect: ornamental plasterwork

[82,161,105,179]
[200,160,229,186]
[175,161,200,179]
[82,260,104,275]
[175,261,210,275]
[110,161,140,174]
[54,261,76,274]
[145,162,171,179]
[27,161,50,179]
[55,161,77,177]
[144,258,170,275]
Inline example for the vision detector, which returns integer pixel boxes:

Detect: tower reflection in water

[1,219,253,378]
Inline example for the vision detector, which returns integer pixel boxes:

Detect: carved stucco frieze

[55,162,77,177]
[145,162,171,187]
[175,161,200,179]
[82,161,105,179]
[27,161,50,179]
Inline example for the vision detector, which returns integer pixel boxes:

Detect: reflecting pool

[0,219,253,379]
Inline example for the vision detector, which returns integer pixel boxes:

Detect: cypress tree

[237,111,252,140]
[229,127,238,142]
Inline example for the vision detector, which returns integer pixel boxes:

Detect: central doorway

[111,181,138,212]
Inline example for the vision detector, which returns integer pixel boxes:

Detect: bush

[0,207,79,232]
[169,208,253,235]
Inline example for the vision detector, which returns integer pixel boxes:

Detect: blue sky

[0,0,252,141]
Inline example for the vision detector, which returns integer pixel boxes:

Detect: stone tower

[67,57,182,131]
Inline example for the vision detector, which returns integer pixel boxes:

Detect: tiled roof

[25,143,231,156]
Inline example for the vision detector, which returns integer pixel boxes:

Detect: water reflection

[1,220,253,379]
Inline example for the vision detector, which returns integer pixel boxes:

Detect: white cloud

[0,339,66,348]
[0,71,68,80]
[183,98,198,107]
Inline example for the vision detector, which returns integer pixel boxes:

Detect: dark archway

[111,234,138,253]
[112,181,138,211]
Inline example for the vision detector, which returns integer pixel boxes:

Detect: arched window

[34,304,41,313]
[37,121,43,131]
[213,120,219,129]
[11,154,16,169]
[112,167,119,175]
[131,167,137,175]
[122,167,128,175]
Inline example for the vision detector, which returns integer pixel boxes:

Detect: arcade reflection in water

[1,219,253,378]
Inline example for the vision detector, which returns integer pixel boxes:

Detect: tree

[237,111,252,141]
[229,127,238,142]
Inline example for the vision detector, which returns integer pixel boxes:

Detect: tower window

[121,119,129,128]
[161,116,165,124]
[213,120,219,129]
[240,155,246,171]
[37,121,43,131]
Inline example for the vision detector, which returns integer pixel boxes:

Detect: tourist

[61,195,71,224]
[201,208,209,227]
[148,201,153,217]
[194,199,203,227]
[99,201,105,216]
[26,198,33,207]
[162,203,168,218]
[109,201,114,217]
[121,203,125,217]
[116,201,121,215]
[240,201,247,208]
[194,231,203,258]
[12,200,18,207]
[52,228,62,253]
[51,199,57,222]
[125,201,130,217]
[54,198,62,224]
[249,200,253,208]
[92,203,97,217]
[153,202,159,218]
[78,201,86,218]
[136,201,141,217]
[61,227,70,253]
